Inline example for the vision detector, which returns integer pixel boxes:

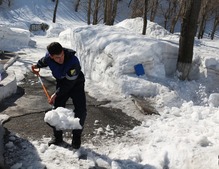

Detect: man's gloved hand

[31,65,40,75]
[32,65,37,69]
[49,93,57,105]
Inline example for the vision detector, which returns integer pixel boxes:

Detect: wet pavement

[0,72,141,142]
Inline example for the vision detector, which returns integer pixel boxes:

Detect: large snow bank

[0,26,33,51]
[72,25,178,96]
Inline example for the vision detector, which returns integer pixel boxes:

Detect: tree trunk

[211,17,219,40]
[75,0,81,12]
[131,0,144,18]
[52,0,59,23]
[198,14,207,39]
[197,1,208,39]
[8,0,11,7]
[142,0,148,35]
[128,0,133,8]
[93,0,99,25]
[177,0,201,80]
[104,0,107,23]
[160,1,173,30]
[149,0,158,22]
[111,0,119,25]
[105,0,112,25]
[87,0,91,25]
[170,0,184,33]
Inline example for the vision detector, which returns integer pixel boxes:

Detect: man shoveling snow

[32,42,87,149]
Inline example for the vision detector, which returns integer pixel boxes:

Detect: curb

[0,51,18,102]
[0,124,5,169]
[0,70,17,169]
[0,70,17,102]
[0,54,18,169]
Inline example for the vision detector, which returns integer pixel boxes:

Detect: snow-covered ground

[1,0,219,168]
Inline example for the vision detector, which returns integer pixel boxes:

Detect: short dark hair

[47,42,63,55]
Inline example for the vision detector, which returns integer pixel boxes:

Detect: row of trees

[0,0,11,6]
[1,0,218,40]
[153,0,219,40]
[69,0,219,40]
[74,0,119,26]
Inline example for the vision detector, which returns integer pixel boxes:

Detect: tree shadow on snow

[0,86,25,113]
[3,129,46,169]
[82,147,157,169]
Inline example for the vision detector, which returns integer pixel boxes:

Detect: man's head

[47,42,64,64]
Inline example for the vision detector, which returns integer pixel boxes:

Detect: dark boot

[48,130,63,146]
[72,129,82,149]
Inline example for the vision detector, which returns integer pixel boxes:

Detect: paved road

[1,72,140,143]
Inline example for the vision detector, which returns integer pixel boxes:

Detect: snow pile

[116,17,171,38]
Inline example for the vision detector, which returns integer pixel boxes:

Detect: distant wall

[0,70,16,169]
[29,23,49,32]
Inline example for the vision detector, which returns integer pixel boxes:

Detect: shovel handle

[38,76,51,101]
[31,65,51,102]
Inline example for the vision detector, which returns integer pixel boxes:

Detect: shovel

[31,66,51,102]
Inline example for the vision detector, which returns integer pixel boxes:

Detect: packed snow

[44,107,82,130]
[1,0,219,169]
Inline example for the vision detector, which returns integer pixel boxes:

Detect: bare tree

[177,0,201,80]
[149,0,159,22]
[52,0,59,23]
[142,0,149,35]
[211,7,219,40]
[92,0,99,25]
[130,0,144,18]
[111,0,119,24]
[104,0,107,23]
[128,0,133,7]
[105,0,112,25]
[169,0,185,33]
[197,0,211,39]
[87,0,92,25]
[104,0,118,25]
[75,0,81,12]
[159,0,178,30]
[0,0,11,6]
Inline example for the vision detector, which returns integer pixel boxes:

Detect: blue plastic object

[134,64,145,76]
